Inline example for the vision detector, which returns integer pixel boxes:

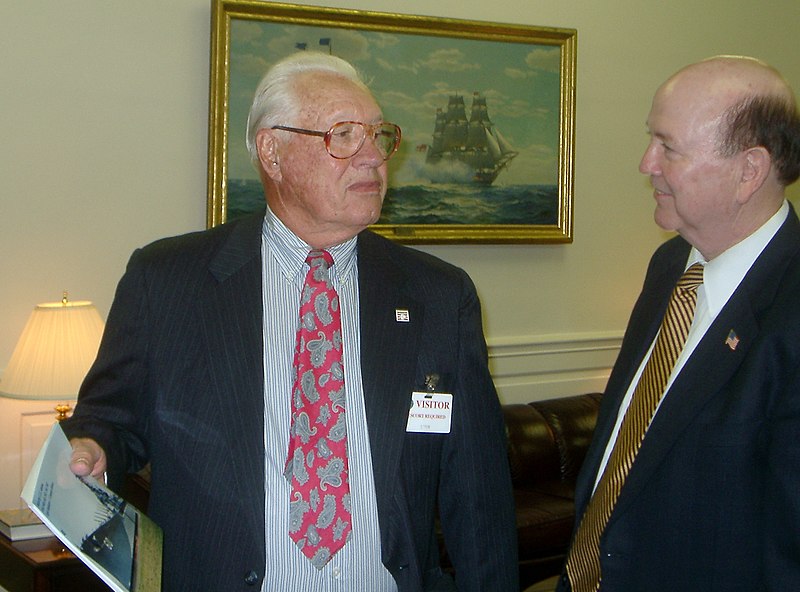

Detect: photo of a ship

[79,476,136,589]
[22,424,163,592]
[423,92,518,185]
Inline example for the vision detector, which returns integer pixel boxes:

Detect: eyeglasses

[271,121,402,161]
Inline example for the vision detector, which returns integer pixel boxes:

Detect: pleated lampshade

[0,297,105,404]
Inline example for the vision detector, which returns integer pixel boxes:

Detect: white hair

[245,51,369,165]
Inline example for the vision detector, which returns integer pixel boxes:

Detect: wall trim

[487,331,623,404]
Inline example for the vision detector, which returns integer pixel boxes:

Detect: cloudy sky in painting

[226,20,563,186]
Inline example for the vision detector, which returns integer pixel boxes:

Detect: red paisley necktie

[285,250,351,569]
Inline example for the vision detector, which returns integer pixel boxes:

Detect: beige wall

[2,0,799,403]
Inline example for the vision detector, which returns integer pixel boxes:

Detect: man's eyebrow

[646,127,673,142]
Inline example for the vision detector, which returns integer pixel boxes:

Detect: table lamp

[0,293,105,420]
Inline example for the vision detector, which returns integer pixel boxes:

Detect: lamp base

[54,403,72,422]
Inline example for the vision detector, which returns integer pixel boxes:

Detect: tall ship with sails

[423,92,518,185]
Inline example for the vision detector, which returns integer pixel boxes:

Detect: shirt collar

[261,205,358,283]
[687,200,789,317]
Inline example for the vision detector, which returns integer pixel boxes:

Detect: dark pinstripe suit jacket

[557,205,800,592]
[63,211,518,592]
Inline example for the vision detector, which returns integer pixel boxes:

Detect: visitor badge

[406,392,453,434]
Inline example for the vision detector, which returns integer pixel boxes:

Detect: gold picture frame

[208,0,576,243]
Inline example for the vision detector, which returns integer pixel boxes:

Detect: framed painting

[208,0,576,243]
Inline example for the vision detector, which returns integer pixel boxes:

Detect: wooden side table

[0,533,107,592]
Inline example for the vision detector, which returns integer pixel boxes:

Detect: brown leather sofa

[504,393,602,589]
[436,392,602,590]
[124,392,602,591]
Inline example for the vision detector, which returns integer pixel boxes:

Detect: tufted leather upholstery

[505,393,602,589]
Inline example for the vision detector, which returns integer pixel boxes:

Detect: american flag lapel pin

[724,329,740,351]
[395,309,410,322]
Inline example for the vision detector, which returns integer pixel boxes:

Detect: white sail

[493,129,518,157]
[485,128,502,160]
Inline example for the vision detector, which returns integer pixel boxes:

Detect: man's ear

[738,146,772,202]
[255,128,282,182]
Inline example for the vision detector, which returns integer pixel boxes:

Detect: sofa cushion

[507,393,602,588]
[529,393,602,486]
[504,404,562,488]
[515,489,575,556]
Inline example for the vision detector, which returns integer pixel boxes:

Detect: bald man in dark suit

[559,56,800,592]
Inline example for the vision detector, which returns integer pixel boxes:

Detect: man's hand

[69,438,108,481]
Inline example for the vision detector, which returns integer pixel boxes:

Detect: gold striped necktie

[566,263,704,591]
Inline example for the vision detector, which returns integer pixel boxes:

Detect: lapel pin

[395,309,410,322]
[425,373,440,391]
[724,329,740,351]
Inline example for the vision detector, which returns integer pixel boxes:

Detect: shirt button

[332,567,341,579]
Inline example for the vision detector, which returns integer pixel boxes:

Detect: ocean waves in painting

[380,183,557,225]
[226,178,558,226]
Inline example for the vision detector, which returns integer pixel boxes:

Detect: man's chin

[653,208,679,233]
[353,195,384,224]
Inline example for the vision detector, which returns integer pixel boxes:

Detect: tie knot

[306,249,333,271]
[677,263,704,291]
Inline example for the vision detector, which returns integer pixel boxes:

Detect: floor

[524,575,559,592]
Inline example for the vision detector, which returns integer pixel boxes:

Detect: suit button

[244,570,259,586]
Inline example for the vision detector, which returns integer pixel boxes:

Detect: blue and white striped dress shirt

[260,208,397,592]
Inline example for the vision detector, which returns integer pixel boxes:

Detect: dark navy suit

[558,205,800,591]
[63,211,518,592]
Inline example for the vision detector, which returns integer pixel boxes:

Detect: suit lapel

[199,213,266,517]
[356,231,424,555]
[611,208,800,519]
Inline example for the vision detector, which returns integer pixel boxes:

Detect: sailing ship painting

[216,14,575,241]
[422,93,518,185]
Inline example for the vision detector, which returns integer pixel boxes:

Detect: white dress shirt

[260,207,397,591]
